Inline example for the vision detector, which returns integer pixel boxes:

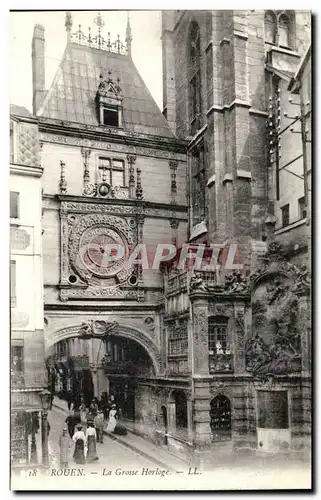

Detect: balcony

[209,353,233,374]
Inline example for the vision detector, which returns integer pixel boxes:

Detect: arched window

[210,395,232,442]
[264,11,277,44]
[188,21,201,135]
[278,14,290,48]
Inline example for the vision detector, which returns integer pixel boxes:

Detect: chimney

[32,24,45,115]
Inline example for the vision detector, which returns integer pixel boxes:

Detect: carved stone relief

[246,272,301,377]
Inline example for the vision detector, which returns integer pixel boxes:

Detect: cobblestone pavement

[47,407,157,472]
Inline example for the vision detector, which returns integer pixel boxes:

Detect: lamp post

[39,389,51,468]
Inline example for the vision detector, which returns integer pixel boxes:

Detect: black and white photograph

[9,7,312,491]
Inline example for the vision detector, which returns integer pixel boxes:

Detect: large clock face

[79,226,129,278]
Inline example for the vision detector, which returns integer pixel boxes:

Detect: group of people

[59,395,127,468]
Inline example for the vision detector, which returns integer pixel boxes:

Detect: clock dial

[79,226,128,278]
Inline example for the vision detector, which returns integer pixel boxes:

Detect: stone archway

[46,322,161,416]
[46,322,161,376]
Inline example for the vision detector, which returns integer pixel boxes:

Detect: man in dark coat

[65,409,81,439]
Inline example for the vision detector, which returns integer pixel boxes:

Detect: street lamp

[39,389,51,468]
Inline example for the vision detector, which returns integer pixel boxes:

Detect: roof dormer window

[103,107,119,127]
[96,71,123,128]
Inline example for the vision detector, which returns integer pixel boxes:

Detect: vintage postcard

[9,8,312,491]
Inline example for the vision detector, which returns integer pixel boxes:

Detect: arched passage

[210,395,232,442]
[45,323,161,420]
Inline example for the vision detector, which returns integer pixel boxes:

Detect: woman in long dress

[106,404,117,433]
[79,402,87,427]
[72,424,86,464]
[86,422,98,462]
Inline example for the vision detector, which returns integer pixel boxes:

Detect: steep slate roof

[10,104,32,117]
[39,42,175,138]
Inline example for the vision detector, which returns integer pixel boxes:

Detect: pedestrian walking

[99,393,109,420]
[59,427,69,468]
[89,399,98,418]
[106,404,118,433]
[72,424,86,464]
[79,401,87,427]
[65,409,81,439]
[74,392,81,410]
[86,422,98,462]
[66,391,73,411]
[94,410,104,444]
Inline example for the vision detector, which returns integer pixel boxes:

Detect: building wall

[10,113,46,468]
[163,10,311,268]
[10,157,45,389]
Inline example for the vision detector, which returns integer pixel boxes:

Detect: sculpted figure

[80,320,92,336]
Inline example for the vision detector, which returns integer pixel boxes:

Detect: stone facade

[10,107,46,468]
[161,9,311,461]
[14,10,311,466]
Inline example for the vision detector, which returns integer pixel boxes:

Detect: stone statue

[190,273,208,292]
[266,276,288,304]
[225,270,248,293]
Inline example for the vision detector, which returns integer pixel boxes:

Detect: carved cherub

[79,320,92,336]
[225,270,247,292]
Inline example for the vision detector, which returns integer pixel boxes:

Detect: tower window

[278,14,290,49]
[264,11,294,50]
[191,144,206,226]
[188,21,202,135]
[298,196,307,220]
[281,204,290,227]
[103,107,119,127]
[264,11,277,44]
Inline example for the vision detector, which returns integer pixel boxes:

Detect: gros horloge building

[10,10,311,466]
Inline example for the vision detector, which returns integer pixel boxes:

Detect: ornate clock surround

[59,200,141,300]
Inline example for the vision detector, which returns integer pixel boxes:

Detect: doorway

[210,395,232,442]
[161,405,168,445]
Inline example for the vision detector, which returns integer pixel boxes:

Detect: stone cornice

[38,118,188,155]
[10,163,43,177]
[55,194,188,218]
[44,303,162,312]
[207,101,267,117]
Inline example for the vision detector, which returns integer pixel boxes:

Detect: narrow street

[47,407,158,472]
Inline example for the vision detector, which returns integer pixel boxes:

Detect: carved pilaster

[60,208,69,284]
[136,211,145,299]
[81,148,91,192]
[59,160,67,194]
[136,167,143,200]
[192,298,209,376]
[234,306,246,373]
[193,378,212,458]
[127,154,136,198]
[169,218,179,245]
[169,159,178,204]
